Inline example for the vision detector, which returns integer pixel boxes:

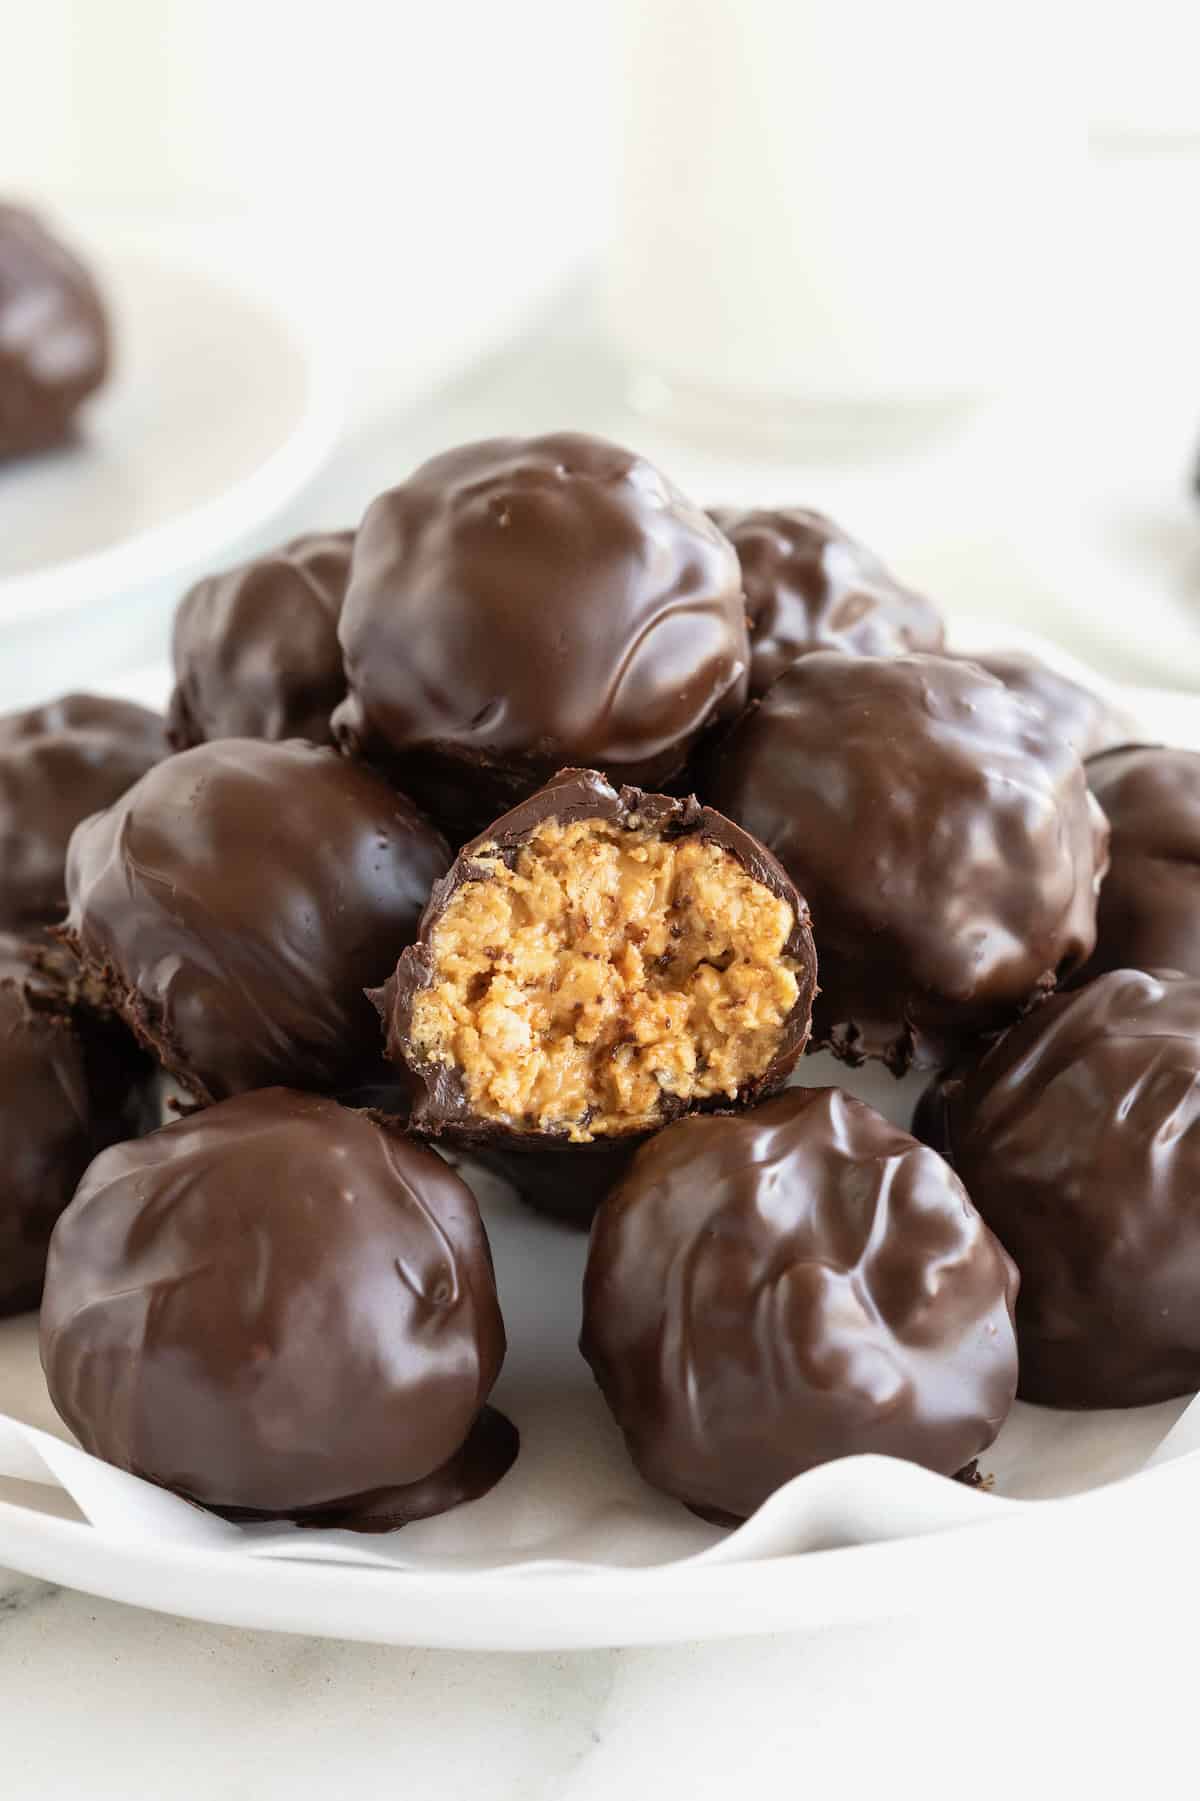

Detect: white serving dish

[0,625,1196,1650]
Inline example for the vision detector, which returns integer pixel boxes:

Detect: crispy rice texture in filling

[410,817,802,1140]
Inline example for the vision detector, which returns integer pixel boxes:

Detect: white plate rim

[1,1446,1198,1650]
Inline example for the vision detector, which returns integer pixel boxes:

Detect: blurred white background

[4,1,1197,388]
[1,4,1194,388]
[1,0,615,413]
[1,2,1199,681]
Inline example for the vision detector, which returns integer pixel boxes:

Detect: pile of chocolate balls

[1,427,1197,1534]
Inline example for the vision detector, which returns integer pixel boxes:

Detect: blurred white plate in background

[1046,482,1200,691]
[0,245,342,628]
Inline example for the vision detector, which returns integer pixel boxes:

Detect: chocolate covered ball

[333,433,749,840]
[41,1089,516,1527]
[376,768,817,1158]
[0,931,151,1316]
[706,652,1109,1072]
[0,203,110,458]
[916,969,1200,1409]
[64,738,450,1104]
[710,506,945,698]
[0,693,168,931]
[581,1086,1019,1522]
[1080,745,1200,982]
[965,649,1135,760]
[471,1138,639,1231]
[166,531,353,748]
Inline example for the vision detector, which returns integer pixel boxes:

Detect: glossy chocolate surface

[916,969,1200,1409]
[706,652,1109,1072]
[472,1137,639,1230]
[64,738,450,1104]
[0,931,151,1316]
[378,767,817,1147]
[1080,745,1200,981]
[333,433,749,839]
[965,649,1135,759]
[581,1086,1019,1521]
[167,531,353,748]
[0,693,168,931]
[41,1088,515,1526]
[710,507,945,697]
[0,203,110,457]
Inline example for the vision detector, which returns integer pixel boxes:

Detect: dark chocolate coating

[963,650,1136,760]
[40,1089,515,1527]
[709,507,945,698]
[0,203,110,458]
[333,434,749,840]
[377,767,817,1148]
[1078,745,1200,982]
[0,931,151,1316]
[915,969,1200,1409]
[706,652,1109,1073]
[581,1086,1019,1521]
[473,1138,639,1230]
[0,693,168,931]
[166,531,353,748]
[64,738,450,1104]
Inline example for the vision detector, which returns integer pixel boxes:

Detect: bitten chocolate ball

[709,506,945,698]
[1080,745,1200,982]
[706,652,1109,1073]
[166,531,353,748]
[581,1086,1019,1522]
[965,649,1135,760]
[916,969,1200,1409]
[0,203,110,458]
[0,931,152,1316]
[0,693,168,931]
[376,769,817,1165]
[41,1089,516,1528]
[333,433,749,840]
[64,738,450,1104]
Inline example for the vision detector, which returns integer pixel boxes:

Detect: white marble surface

[0,1568,1192,1798]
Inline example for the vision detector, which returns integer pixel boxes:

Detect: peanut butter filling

[409,817,802,1140]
